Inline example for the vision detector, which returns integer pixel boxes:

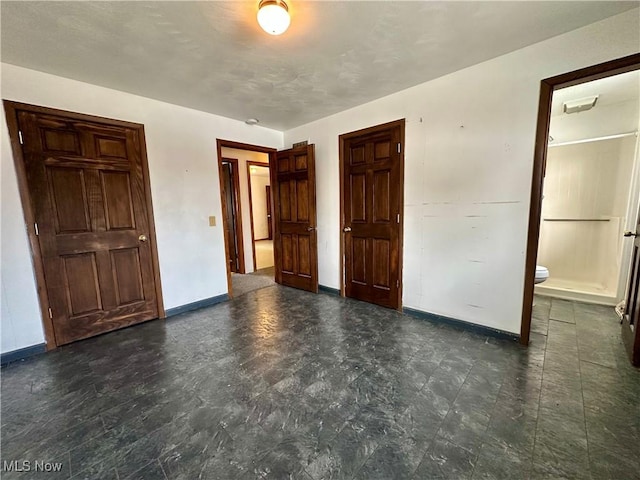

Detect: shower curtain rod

[548,131,638,148]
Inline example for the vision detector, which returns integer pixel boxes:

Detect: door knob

[624,231,638,237]
[343,227,352,232]
[307,226,316,231]
[138,234,148,242]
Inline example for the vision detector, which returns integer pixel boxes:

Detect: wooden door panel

[278,156,290,173]
[373,170,391,223]
[95,135,128,159]
[350,173,366,222]
[279,180,292,221]
[373,239,391,289]
[282,234,295,273]
[111,248,145,305]
[48,167,91,233]
[342,121,404,309]
[17,109,159,345]
[63,253,103,316]
[350,237,367,285]
[288,181,299,221]
[272,145,318,293]
[350,145,365,165]
[41,127,82,155]
[296,180,309,221]
[294,153,308,170]
[102,171,135,230]
[374,140,390,161]
[297,235,312,277]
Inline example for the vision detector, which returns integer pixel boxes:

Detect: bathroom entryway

[535,69,639,305]
[521,53,640,366]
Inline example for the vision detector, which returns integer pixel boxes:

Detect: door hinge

[397,142,401,153]
[18,130,24,145]
[397,214,400,223]
[48,307,53,319]
[34,223,39,236]
[397,280,400,288]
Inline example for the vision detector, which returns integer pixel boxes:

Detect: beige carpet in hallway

[231,267,275,297]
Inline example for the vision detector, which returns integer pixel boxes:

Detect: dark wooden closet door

[342,121,404,309]
[18,110,158,345]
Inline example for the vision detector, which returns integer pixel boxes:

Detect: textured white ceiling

[1,1,637,130]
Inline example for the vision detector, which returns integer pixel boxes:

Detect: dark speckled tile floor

[1,288,639,479]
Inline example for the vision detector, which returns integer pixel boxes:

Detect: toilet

[535,265,549,284]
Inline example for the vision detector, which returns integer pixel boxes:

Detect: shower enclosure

[535,133,639,304]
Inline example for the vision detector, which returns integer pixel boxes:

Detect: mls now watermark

[3,460,64,473]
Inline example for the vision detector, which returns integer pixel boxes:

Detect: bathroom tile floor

[1,289,638,479]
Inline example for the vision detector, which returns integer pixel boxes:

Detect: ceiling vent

[563,95,598,114]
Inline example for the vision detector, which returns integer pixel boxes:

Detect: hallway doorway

[216,140,277,298]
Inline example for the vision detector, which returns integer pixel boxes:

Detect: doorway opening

[521,53,640,366]
[216,140,276,298]
[247,160,274,274]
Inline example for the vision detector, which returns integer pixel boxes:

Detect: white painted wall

[537,137,637,297]
[250,168,271,241]
[219,147,269,273]
[1,64,283,353]
[283,9,640,334]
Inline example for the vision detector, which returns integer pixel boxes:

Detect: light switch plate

[209,216,216,226]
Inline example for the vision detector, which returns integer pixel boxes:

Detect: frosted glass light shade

[257,0,290,35]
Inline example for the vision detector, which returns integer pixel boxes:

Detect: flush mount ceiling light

[245,118,259,125]
[257,0,290,35]
[563,95,599,114]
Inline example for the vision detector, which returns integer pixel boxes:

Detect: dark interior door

[266,185,273,240]
[222,161,240,273]
[342,121,404,309]
[623,216,640,366]
[272,145,318,293]
[18,110,159,345]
